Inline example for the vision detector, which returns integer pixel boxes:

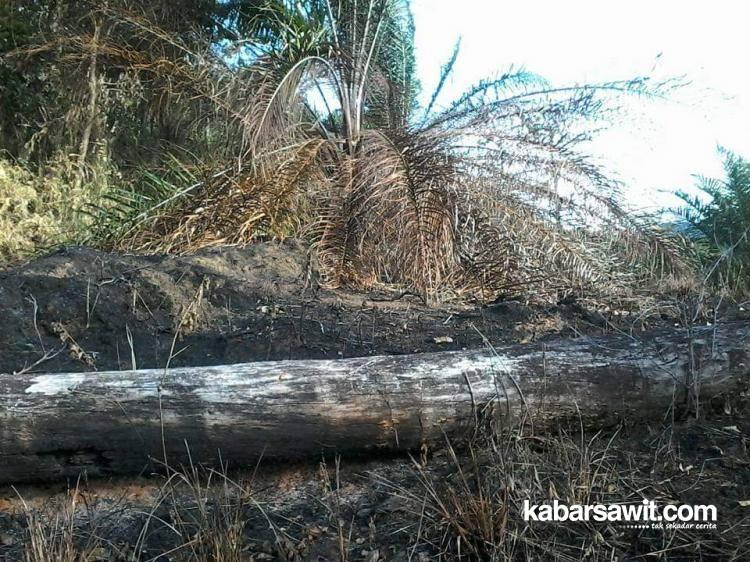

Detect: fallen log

[1,322,749,484]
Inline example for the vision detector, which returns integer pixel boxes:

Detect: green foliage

[0,156,95,261]
[674,148,750,293]
[0,0,242,257]
[0,1,50,157]
[231,0,330,60]
[80,155,200,246]
[0,0,235,165]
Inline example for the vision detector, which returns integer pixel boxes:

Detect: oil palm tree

[88,0,688,303]
[674,148,750,293]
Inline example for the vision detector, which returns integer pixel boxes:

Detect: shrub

[0,157,99,262]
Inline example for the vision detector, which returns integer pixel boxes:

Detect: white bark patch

[25,374,87,395]
[446,355,518,376]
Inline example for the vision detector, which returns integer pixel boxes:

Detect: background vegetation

[1,0,744,303]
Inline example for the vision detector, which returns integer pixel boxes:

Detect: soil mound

[0,241,613,374]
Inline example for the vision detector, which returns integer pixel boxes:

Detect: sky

[410,0,750,211]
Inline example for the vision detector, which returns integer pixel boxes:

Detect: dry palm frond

[312,129,458,294]
[123,138,330,253]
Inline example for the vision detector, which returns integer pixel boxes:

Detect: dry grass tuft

[17,483,105,562]
[13,462,288,562]
[9,418,749,561]
[136,464,252,562]
[377,425,749,561]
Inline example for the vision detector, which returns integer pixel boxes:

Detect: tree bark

[1,322,749,484]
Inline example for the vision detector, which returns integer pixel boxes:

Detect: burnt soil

[0,242,749,560]
[0,240,654,375]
